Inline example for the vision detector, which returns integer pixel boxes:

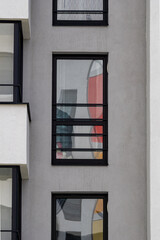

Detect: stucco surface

[22,0,146,239]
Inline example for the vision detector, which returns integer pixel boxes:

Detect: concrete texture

[22,0,147,239]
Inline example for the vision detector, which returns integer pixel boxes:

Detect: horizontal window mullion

[54,103,106,107]
[55,148,105,151]
[54,133,105,137]
[54,120,106,125]
[55,10,106,14]
[52,159,108,165]
[54,119,106,121]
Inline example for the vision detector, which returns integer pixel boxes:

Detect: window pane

[56,125,103,134]
[0,232,12,240]
[0,24,14,102]
[56,136,103,149]
[56,198,103,240]
[0,168,12,240]
[56,125,103,159]
[57,0,103,21]
[57,60,103,105]
[56,151,103,159]
[56,107,103,120]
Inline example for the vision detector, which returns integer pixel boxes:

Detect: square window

[52,55,108,165]
[52,194,108,240]
[52,0,108,26]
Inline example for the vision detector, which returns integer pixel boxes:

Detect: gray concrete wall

[22,0,147,239]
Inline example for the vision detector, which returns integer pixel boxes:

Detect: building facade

[0,0,159,239]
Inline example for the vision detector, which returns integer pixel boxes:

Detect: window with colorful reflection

[52,55,108,165]
[52,194,108,240]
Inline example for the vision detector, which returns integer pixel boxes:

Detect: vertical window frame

[52,0,108,26]
[52,54,108,166]
[51,193,108,240]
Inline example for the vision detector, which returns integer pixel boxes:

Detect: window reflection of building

[56,199,103,240]
[54,57,106,162]
[87,60,103,160]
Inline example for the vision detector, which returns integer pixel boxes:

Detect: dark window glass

[53,0,108,26]
[52,55,108,165]
[52,194,108,240]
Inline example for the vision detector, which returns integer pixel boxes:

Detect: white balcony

[0,0,31,39]
[0,104,30,179]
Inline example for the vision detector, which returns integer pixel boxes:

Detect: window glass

[0,24,14,102]
[55,198,104,240]
[57,0,103,21]
[53,55,107,164]
[0,168,12,240]
[57,59,103,106]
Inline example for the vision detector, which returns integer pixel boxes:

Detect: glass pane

[56,136,103,149]
[56,198,103,240]
[0,232,12,240]
[57,60,103,105]
[56,125,103,134]
[56,107,103,119]
[57,0,103,21]
[56,125,103,159]
[0,168,12,237]
[0,24,14,102]
[56,151,103,159]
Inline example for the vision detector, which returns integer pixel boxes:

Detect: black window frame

[0,21,23,104]
[0,166,22,240]
[52,193,108,240]
[52,0,108,26]
[52,54,108,166]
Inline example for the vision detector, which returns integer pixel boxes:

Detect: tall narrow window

[53,0,108,26]
[52,194,108,240]
[52,55,108,165]
[0,167,21,240]
[0,22,23,103]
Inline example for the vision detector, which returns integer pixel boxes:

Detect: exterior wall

[22,0,146,240]
[146,0,160,239]
[0,104,29,179]
[0,0,31,39]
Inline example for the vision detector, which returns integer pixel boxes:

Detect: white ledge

[0,0,31,39]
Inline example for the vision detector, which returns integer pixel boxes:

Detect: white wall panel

[0,104,30,179]
[0,0,31,39]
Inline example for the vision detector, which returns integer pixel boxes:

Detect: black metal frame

[52,54,108,165]
[0,166,21,240]
[51,193,108,240]
[52,0,108,26]
[0,21,23,103]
